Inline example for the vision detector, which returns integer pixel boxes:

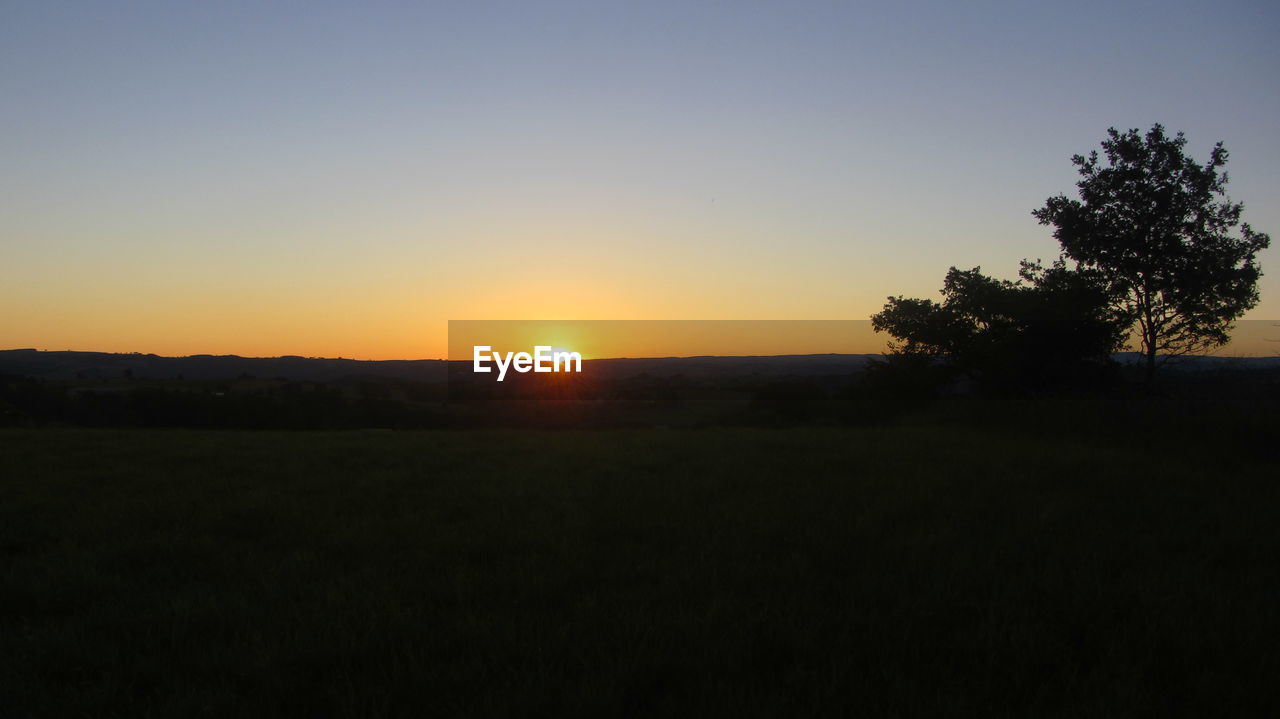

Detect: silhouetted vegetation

[871,124,1270,393]
[871,263,1125,395]
[6,359,1280,434]
[1034,124,1270,381]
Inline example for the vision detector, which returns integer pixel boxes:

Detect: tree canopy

[871,262,1125,394]
[1032,124,1270,380]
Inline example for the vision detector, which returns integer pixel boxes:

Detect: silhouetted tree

[871,263,1124,393]
[1033,124,1270,381]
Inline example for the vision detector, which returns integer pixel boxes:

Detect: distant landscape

[4,347,1279,431]
[5,347,1278,383]
[5,0,1279,714]
[0,348,880,383]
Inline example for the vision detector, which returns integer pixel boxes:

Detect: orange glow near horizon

[4,259,1278,360]
[447,320,886,362]
[5,312,1279,360]
[5,222,1277,360]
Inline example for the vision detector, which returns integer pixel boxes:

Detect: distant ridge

[1111,352,1280,371]
[0,349,447,382]
[3,349,1276,383]
[0,349,879,382]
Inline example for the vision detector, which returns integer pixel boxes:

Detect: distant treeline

[0,349,875,383]
[0,349,447,383]
[4,359,1279,430]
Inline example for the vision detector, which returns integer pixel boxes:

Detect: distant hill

[0,350,447,382]
[0,350,884,383]
[1111,352,1280,371]
[4,349,1276,384]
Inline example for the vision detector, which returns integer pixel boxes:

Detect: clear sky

[3,0,1278,359]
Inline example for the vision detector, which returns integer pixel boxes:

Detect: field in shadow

[2,418,1277,717]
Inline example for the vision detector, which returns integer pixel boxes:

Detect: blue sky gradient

[3,1,1277,357]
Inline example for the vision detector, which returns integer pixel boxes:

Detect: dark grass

[2,424,1277,717]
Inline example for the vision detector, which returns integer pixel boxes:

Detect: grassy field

[2,423,1277,717]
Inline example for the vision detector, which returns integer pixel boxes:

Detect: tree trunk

[1141,301,1157,384]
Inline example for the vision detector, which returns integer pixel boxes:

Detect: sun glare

[547,346,581,360]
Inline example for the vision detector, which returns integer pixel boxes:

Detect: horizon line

[5,348,1280,362]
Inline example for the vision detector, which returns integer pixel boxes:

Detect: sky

[2,0,1278,359]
